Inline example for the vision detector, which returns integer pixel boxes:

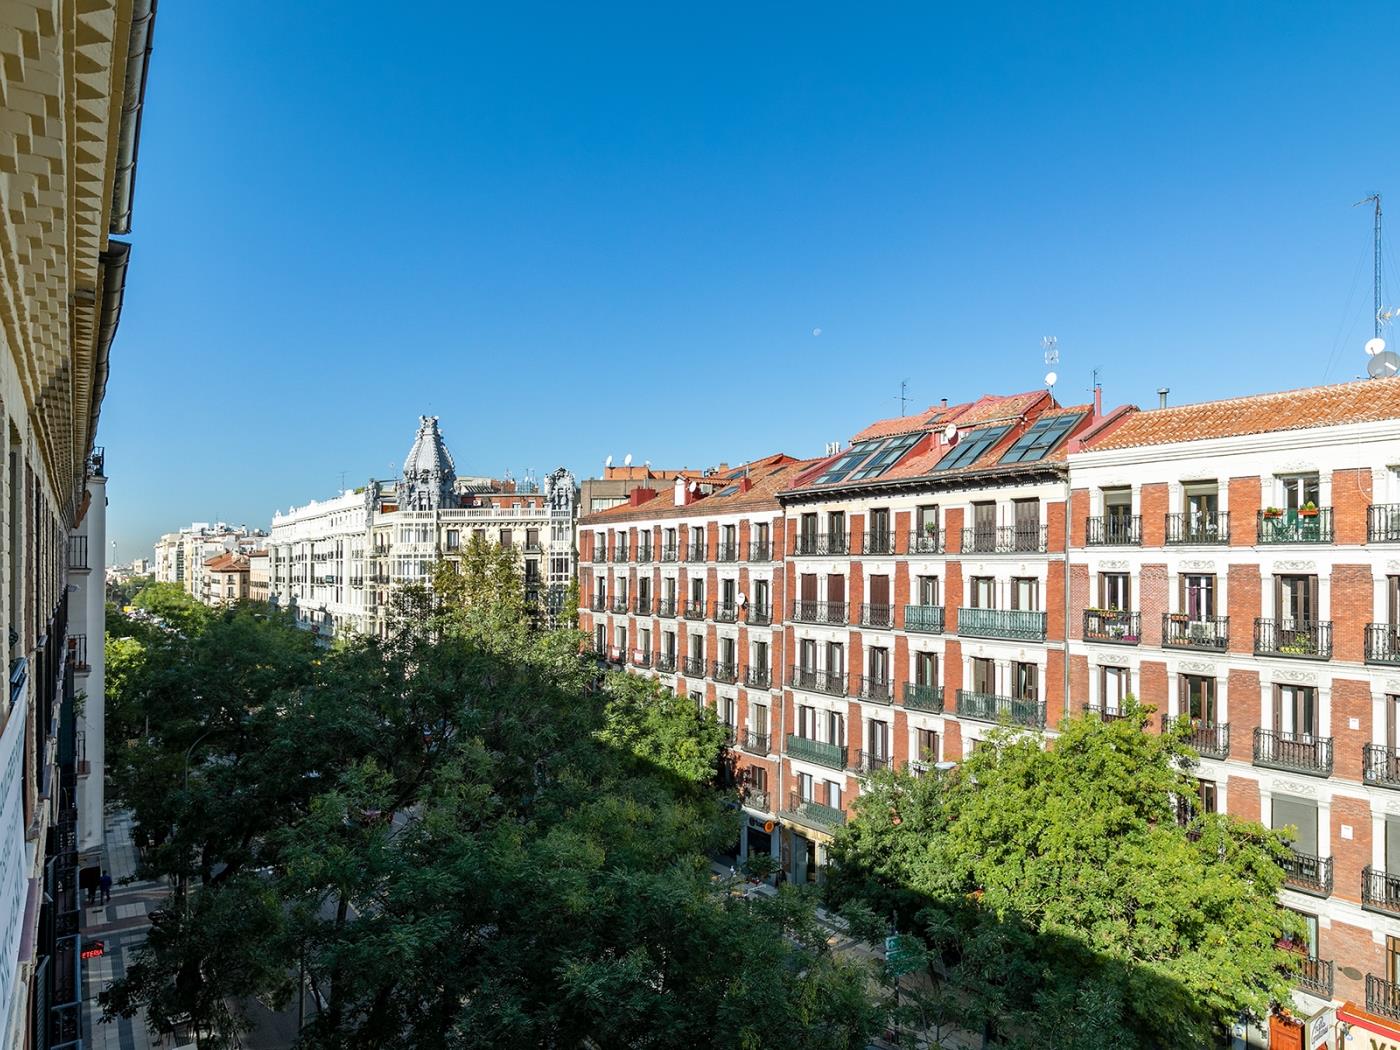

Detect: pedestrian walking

[99,870,112,905]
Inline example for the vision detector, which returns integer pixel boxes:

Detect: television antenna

[1357,193,1384,339]
[1042,336,1059,365]
[893,379,912,416]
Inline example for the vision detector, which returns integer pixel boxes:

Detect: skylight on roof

[933,425,1011,471]
[999,413,1084,464]
[811,439,883,485]
[847,432,923,481]
[715,485,740,497]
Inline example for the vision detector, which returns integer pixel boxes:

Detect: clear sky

[104,1,1400,562]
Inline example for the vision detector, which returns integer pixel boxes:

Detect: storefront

[1337,1004,1400,1050]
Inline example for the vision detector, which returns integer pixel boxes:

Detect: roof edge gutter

[88,242,130,469]
[110,0,157,235]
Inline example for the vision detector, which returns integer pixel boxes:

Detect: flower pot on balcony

[1297,507,1319,518]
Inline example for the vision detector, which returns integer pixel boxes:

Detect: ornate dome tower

[400,416,458,510]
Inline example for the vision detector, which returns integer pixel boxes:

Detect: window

[798,771,814,801]
[1013,661,1038,701]
[1012,577,1039,611]
[815,433,922,485]
[1182,574,1214,619]
[826,780,843,809]
[1198,779,1218,815]
[752,704,769,736]
[595,624,605,651]
[917,575,939,606]
[971,657,995,694]
[799,638,817,672]
[1100,666,1129,711]
[869,508,891,543]
[936,425,1011,470]
[915,651,938,686]
[499,528,513,548]
[752,640,769,674]
[1272,794,1318,856]
[798,705,816,737]
[826,641,845,677]
[971,576,995,609]
[914,728,940,763]
[999,413,1084,464]
[1276,684,1318,738]
[1100,572,1130,610]
[800,513,818,545]
[446,529,460,550]
[1279,473,1320,511]
[639,627,651,655]
[753,578,769,614]
[825,710,846,747]
[868,646,890,683]
[827,510,846,538]
[916,504,939,532]
[1277,574,1318,624]
[867,719,890,758]
[1182,674,1217,723]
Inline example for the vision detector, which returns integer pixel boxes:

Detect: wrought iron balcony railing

[636,545,653,563]
[632,649,652,668]
[956,689,1046,728]
[1365,744,1400,788]
[715,604,738,623]
[903,604,945,634]
[612,546,629,562]
[684,544,707,563]
[794,532,850,556]
[681,655,706,677]
[1253,727,1333,776]
[903,683,943,713]
[1254,618,1332,660]
[1165,511,1230,545]
[683,600,707,620]
[858,675,893,704]
[1364,867,1400,914]
[1085,515,1141,546]
[1366,623,1400,664]
[611,597,629,614]
[660,546,679,562]
[1257,508,1333,544]
[961,524,1047,554]
[791,600,848,625]
[710,661,739,684]
[744,666,770,689]
[747,605,772,626]
[850,750,892,775]
[1084,703,1134,722]
[1294,955,1333,999]
[957,607,1047,641]
[739,730,771,756]
[656,598,677,618]
[907,529,943,554]
[1161,716,1229,760]
[1371,504,1400,543]
[861,603,893,628]
[1163,614,1229,651]
[717,543,739,562]
[591,595,607,612]
[1371,975,1400,1020]
[656,653,677,673]
[786,734,847,770]
[741,788,770,812]
[748,541,772,562]
[783,794,846,830]
[1280,849,1332,897]
[862,531,895,555]
[1083,609,1140,644]
[790,665,847,697]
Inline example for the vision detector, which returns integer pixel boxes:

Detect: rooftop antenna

[1042,336,1059,366]
[893,379,911,416]
[338,470,348,492]
[1357,193,1383,339]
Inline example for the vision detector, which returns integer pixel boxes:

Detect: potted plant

[1262,506,1284,519]
[1297,500,1319,518]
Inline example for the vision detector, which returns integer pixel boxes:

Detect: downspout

[110,0,157,235]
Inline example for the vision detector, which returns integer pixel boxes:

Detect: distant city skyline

[104,2,1400,559]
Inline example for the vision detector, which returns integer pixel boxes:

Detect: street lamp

[179,727,219,917]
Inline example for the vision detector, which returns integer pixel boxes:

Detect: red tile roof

[581,453,816,525]
[204,551,248,572]
[1084,378,1400,452]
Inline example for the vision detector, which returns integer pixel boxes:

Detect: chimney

[940,398,948,408]
[1093,382,1102,420]
[1157,387,1169,409]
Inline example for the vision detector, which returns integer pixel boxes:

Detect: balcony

[656,598,677,618]
[656,653,677,673]
[1293,955,1333,999]
[1084,704,1135,722]
[862,532,895,555]
[857,675,893,704]
[1370,504,1400,543]
[636,546,653,563]
[1165,511,1230,545]
[1280,849,1332,897]
[907,529,943,555]
[786,734,847,770]
[715,603,738,623]
[903,604,945,634]
[794,533,849,556]
[1370,975,1400,1020]
[634,597,654,616]
[791,600,848,626]
[611,597,629,615]
[783,795,846,831]
[681,656,706,677]
[711,661,739,684]
[957,608,1047,642]
[683,601,707,620]
[850,750,892,775]
[660,546,679,563]
[1257,508,1333,544]
[1083,609,1141,645]
[744,666,771,689]
[1365,744,1400,788]
[632,650,652,668]
[612,547,629,562]
[748,541,772,562]
[741,788,771,812]
[1364,867,1400,915]
[684,544,707,563]
[790,666,847,697]
[1085,515,1141,546]
[1161,716,1230,760]
[1162,614,1228,652]
[860,603,893,628]
[66,635,89,674]
[739,730,771,755]
[1366,623,1400,664]
[747,605,772,626]
[1253,728,1333,776]
[956,690,1046,729]
[903,683,944,713]
[591,595,607,612]
[1253,619,1332,660]
[961,524,1047,554]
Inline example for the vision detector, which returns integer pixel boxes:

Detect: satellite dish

[942,423,958,442]
[623,453,633,466]
[1045,371,1058,387]
[1367,337,1388,357]
[1369,350,1400,378]
[605,454,613,467]
[736,591,747,606]
[688,480,698,493]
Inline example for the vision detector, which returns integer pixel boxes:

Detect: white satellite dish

[1367,337,1387,357]
[623,453,633,466]
[688,480,698,493]
[942,423,958,442]
[1369,350,1400,378]
[1045,371,1058,387]
[736,591,747,606]
[605,454,613,467]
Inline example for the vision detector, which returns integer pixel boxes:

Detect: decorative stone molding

[1388,561,1400,575]
[1272,779,1318,797]
[1388,680,1400,694]
[1272,560,1317,572]
[1177,660,1219,674]
[1179,560,1215,572]
[1098,559,1129,571]
[1272,668,1318,685]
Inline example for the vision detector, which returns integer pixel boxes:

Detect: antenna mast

[894,379,911,416]
[1358,193,1383,338]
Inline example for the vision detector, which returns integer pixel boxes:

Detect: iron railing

[790,666,847,697]
[858,675,893,703]
[1370,504,1400,543]
[1086,515,1141,546]
[1280,849,1332,897]
[1162,614,1229,651]
[740,730,771,755]
[685,543,707,563]
[66,636,88,673]
[1363,867,1400,914]
[683,600,707,620]
[783,793,846,830]
[681,655,706,677]
[1257,508,1333,544]
[610,597,628,614]
[1165,511,1230,545]
[1294,955,1333,999]
[660,546,679,562]
[745,666,771,689]
[656,598,677,618]
[632,649,652,668]
[1253,618,1332,659]
[1161,716,1230,760]
[1253,728,1333,776]
[1084,703,1135,722]
[903,683,943,713]
[612,546,629,562]
[590,595,607,612]
[747,604,772,626]
[786,734,847,770]
[956,690,1046,728]
[903,604,945,633]
[851,750,892,775]
[748,541,772,562]
[861,603,893,628]
[961,524,1047,554]
[1083,609,1140,644]
[742,788,770,812]
[791,600,848,625]
[717,543,739,562]
[862,531,895,555]
[636,545,653,563]
[656,653,677,672]
[907,529,943,554]
[794,532,850,556]
[958,608,1047,641]
[715,604,738,623]
[1370,976,1400,1020]
[1365,744,1400,788]
[1366,623,1400,664]
[711,661,739,684]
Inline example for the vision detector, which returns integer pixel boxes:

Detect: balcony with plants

[1253,618,1331,659]
[1162,613,1228,652]
[1161,715,1229,760]
[1256,505,1332,544]
[907,526,942,554]
[1083,608,1140,645]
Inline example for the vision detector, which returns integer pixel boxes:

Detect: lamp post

[179,727,218,917]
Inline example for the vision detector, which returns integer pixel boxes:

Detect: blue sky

[105,2,1400,561]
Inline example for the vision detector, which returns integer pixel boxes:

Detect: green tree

[827,702,1303,1048]
[132,581,209,634]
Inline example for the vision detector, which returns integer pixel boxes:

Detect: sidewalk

[82,809,173,1050]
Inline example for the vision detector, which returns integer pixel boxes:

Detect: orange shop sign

[1338,1004,1400,1050]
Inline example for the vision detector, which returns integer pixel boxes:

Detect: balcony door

[799,638,816,674]
[973,502,996,549]
[1280,474,1320,512]
[1100,572,1129,611]
[970,576,995,609]
[1271,794,1318,856]
[870,574,890,619]
[1013,661,1038,701]
[1013,499,1040,549]
[869,508,890,547]
[1182,574,1214,619]
[1275,684,1318,739]
[826,710,846,748]
[918,575,939,606]
[827,573,845,611]
[867,719,890,760]
[868,646,890,685]
[915,651,937,686]
[1277,574,1318,625]
[800,513,818,548]
[1101,667,1129,713]
[915,728,939,763]
[971,657,995,694]
[1182,674,1217,723]
[1012,577,1039,611]
[826,641,845,682]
